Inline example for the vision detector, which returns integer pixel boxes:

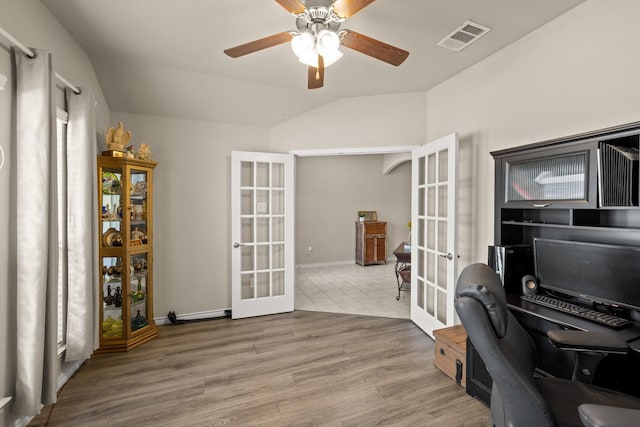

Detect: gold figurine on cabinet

[103,122,154,162]
[105,122,132,152]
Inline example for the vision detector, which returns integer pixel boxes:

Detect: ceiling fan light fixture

[316,29,340,56]
[225,1,407,89]
[319,48,343,67]
[291,31,315,60]
[292,29,342,68]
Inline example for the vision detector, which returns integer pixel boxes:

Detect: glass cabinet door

[501,144,597,208]
[101,256,124,338]
[101,168,124,248]
[129,169,149,246]
[129,252,149,332]
[506,153,587,202]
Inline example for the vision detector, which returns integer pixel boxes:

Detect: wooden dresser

[355,221,387,266]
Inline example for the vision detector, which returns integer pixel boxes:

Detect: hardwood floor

[30,311,489,426]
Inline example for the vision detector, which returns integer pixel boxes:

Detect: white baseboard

[296,260,354,269]
[57,360,83,390]
[297,259,397,269]
[154,308,229,325]
[0,396,11,412]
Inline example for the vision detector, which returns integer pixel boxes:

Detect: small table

[393,242,411,300]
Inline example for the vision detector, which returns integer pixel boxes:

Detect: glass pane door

[231,152,294,319]
[129,169,149,246]
[411,133,458,337]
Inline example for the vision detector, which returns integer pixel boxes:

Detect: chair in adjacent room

[454,263,640,427]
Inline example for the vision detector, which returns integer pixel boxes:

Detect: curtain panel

[12,47,96,416]
[65,87,97,361]
[13,48,59,416]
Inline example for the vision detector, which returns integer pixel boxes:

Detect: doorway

[295,262,410,318]
[293,151,412,318]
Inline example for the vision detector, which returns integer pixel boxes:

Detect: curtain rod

[0,25,81,94]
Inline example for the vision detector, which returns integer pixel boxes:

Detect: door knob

[439,252,453,260]
[232,242,245,248]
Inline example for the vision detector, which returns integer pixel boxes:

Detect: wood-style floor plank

[29,311,489,426]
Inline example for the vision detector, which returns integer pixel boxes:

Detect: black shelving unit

[467,121,640,406]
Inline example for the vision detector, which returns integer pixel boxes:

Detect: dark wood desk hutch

[467,122,640,405]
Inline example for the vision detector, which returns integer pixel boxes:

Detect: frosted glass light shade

[316,30,339,55]
[291,32,316,65]
[291,30,343,68]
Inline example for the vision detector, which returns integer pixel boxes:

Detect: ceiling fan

[223,0,409,89]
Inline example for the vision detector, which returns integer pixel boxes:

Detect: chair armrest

[547,330,629,354]
[579,404,640,427]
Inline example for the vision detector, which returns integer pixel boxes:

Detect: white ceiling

[42,0,584,127]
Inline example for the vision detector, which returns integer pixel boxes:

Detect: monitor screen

[533,238,640,311]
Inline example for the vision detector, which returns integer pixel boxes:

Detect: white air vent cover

[437,20,491,52]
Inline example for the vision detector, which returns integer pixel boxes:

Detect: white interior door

[231,151,295,319]
[411,133,458,337]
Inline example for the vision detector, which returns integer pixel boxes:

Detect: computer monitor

[533,238,640,312]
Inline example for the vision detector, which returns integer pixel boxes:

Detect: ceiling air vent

[437,20,491,52]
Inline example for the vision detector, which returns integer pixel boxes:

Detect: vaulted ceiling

[42,0,584,127]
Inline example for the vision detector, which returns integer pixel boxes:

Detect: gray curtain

[13,48,59,415]
[65,87,97,361]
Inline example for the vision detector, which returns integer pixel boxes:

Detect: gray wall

[295,155,411,265]
[109,113,412,321]
[109,112,271,319]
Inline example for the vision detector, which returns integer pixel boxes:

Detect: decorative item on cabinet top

[105,122,131,152]
[102,121,154,161]
[357,210,378,221]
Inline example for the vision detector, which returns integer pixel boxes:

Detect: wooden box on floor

[433,324,467,388]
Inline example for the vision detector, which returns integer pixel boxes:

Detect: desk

[393,242,411,300]
[467,295,640,405]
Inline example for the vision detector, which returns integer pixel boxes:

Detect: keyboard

[520,294,632,329]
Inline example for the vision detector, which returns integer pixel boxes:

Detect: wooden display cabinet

[355,221,387,266]
[97,156,158,352]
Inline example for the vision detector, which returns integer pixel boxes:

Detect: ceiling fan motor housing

[295,6,343,35]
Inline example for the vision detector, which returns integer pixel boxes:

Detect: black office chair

[454,263,640,427]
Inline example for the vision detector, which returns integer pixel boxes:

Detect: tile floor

[295,262,410,319]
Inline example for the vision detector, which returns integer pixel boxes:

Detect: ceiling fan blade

[274,0,306,14]
[224,32,293,58]
[341,29,409,66]
[308,55,325,89]
[332,0,376,18]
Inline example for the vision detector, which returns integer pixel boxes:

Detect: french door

[411,133,458,337]
[230,151,295,319]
